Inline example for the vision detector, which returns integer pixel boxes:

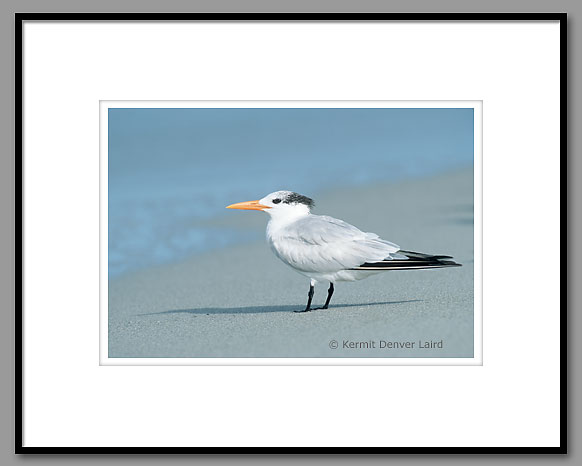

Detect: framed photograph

[17,13,566,452]
[102,100,481,364]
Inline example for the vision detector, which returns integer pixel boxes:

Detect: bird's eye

[272,198,281,204]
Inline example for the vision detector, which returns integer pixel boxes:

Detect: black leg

[322,282,334,309]
[294,283,314,313]
[311,282,335,311]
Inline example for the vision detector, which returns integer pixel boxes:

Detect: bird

[227,190,461,313]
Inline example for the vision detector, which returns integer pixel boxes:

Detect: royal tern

[227,191,461,313]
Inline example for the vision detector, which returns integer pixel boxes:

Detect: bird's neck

[266,206,310,233]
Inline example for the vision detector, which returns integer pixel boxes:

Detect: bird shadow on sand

[139,300,422,317]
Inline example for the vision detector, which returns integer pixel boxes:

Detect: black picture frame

[15,12,567,454]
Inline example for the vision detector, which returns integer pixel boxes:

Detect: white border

[99,100,483,366]
[23,20,561,448]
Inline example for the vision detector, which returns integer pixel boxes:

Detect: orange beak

[226,200,271,211]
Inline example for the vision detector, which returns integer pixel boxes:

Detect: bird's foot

[311,305,329,311]
[293,308,311,313]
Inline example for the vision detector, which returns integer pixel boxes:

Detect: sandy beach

[108,167,474,358]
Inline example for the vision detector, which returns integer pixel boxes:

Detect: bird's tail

[350,250,462,271]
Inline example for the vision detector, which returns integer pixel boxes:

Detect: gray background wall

[2,0,578,464]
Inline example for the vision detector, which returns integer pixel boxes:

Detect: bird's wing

[270,215,403,273]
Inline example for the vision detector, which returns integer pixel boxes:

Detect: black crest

[283,192,315,208]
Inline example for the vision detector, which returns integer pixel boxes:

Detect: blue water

[108,108,474,277]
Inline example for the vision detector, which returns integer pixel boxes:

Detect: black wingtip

[352,251,462,271]
[439,260,462,267]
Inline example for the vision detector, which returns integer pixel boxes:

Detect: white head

[226,190,314,220]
